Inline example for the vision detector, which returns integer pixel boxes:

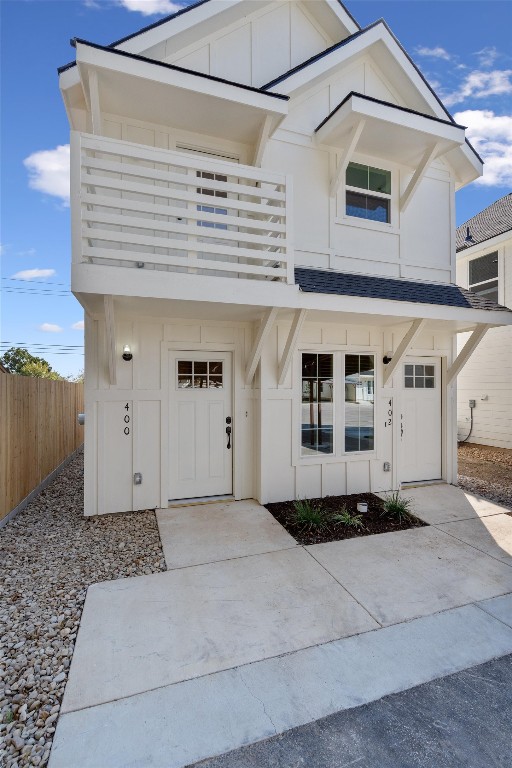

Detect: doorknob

[226,425,232,449]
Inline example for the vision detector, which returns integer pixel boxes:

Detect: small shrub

[293,498,329,529]
[4,710,14,724]
[332,506,365,529]
[382,490,413,522]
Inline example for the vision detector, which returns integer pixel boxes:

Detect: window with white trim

[468,251,498,302]
[345,162,391,224]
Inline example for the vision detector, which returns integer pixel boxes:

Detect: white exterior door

[400,357,442,483]
[169,351,233,500]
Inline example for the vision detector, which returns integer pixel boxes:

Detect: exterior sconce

[383,352,393,364]
[122,344,133,362]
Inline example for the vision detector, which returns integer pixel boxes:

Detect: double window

[468,251,498,302]
[345,162,391,224]
[301,353,375,457]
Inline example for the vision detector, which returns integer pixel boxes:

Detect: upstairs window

[345,162,391,224]
[468,251,498,302]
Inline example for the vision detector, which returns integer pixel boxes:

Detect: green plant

[382,490,413,522]
[4,709,14,724]
[293,498,329,529]
[332,507,365,529]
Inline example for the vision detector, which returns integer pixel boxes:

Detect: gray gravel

[0,449,165,767]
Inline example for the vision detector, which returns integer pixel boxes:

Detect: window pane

[193,375,207,388]
[346,162,368,190]
[301,353,334,456]
[425,365,435,376]
[469,252,498,285]
[415,377,424,388]
[366,195,389,223]
[345,354,374,452]
[405,376,414,388]
[208,376,223,389]
[209,361,223,375]
[470,280,499,302]
[195,361,207,374]
[346,191,367,220]
[178,376,191,388]
[178,361,192,375]
[405,364,414,375]
[415,365,424,376]
[369,167,391,194]
[425,377,435,388]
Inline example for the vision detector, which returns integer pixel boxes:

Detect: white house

[58,0,512,516]
[456,193,512,449]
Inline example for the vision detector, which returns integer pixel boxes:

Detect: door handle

[226,425,232,449]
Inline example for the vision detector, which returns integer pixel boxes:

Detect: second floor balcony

[72,132,293,285]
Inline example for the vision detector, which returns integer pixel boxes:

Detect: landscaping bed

[458,442,512,510]
[265,492,427,545]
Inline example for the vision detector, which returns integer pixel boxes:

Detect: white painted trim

[446,324,491,386]
[104,295,117,386]
[328,119,365,198]
[383,318,426,386]
[400,143,441,213]
[88,69,102,135]
[278,309,307,385]
[253,115,274,167]
[245,307,279,384]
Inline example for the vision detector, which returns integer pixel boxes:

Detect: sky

[0,0,511,378]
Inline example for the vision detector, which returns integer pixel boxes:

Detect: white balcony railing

[71,132,293,283]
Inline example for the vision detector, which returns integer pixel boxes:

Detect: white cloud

[72,321,85,330]
[39,323,63,333]
[416,46,451,61]
[116,0,184,15]
[445,69,512,106]
[11,268,56,280]
[476,46,499,68]
[455,109,512,187]
[23,144,70,205]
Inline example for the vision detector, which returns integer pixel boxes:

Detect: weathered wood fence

[0,375,84,522]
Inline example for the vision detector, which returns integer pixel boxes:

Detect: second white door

[400,357,442,483]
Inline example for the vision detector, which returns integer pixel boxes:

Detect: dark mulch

[265,492,427,545]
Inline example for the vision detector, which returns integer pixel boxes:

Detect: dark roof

[58,38,288,101]
[456,193,512,252]
[295,267,511,313]
[315,91,466,134]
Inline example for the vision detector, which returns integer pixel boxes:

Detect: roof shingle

[295,268,511,313]
[456,193,512,252]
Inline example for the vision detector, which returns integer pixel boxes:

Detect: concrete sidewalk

[50,486,512,768]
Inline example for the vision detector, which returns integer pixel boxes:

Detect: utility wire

[1,278,70,287]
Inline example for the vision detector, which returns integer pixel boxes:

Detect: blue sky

[1,0,511,378]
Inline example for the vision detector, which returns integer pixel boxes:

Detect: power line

[1,278,69,287]
[0,342,84,349]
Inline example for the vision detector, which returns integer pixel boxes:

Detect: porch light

[122,344,133,362]
[383,353,393,364]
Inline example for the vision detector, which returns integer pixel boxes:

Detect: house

[456,193,512,449]
[58,0,512,516]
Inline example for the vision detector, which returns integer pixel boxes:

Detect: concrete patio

[50,486,512,768]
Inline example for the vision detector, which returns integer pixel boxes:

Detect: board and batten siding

[0,376,84,521]
[456,239,512,449]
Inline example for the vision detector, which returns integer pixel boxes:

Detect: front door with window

[400,357,441,483]
[169,351,232,500]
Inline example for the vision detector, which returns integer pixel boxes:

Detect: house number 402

[124,402,130,435]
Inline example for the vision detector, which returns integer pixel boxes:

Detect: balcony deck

[71,132,293,285]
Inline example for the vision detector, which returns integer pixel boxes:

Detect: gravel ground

[0,449,166,768]
[458,442,512,509]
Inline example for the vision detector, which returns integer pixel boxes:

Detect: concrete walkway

[50,487,512,768]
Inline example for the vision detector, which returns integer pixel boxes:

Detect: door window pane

[345,354,375,452]
[301,353,334,456]
[405,364,436,389]
[177,360,223,389]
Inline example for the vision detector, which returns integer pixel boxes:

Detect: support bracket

[330,118,365,198]
[400,142,441,213]
[383,318,426,386]
[89,69,102,136]
[245,307,279,385]
[446,324,491,386]
[278,309,307,386]
[104,294,117,386]
[253,115,275,168]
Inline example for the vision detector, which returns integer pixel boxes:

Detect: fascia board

[317,0,359,35]
[456,230,512,261]
[315,93,465,147]
[71,264,512,328]
[59,65,81,91]
[445,141,483,190]
[74,41,288,115]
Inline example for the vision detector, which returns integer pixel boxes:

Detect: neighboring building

[456,193,512,449]
[58,0,512,515]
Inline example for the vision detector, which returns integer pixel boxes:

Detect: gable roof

[295,267,511,314]
[456,193,512,252]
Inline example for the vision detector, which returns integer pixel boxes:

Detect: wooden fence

[0,375,84,521]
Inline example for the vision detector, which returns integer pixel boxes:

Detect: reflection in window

[468,251,498,302]
[197,171,228,230]
[345,355,374,452]
[346,162,391,224]
[177,360,223,389]
[301,353,334,456]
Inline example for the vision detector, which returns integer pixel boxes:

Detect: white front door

[169,351,233,500]
[400,357,442,483]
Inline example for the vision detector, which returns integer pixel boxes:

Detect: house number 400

[124,402,130,435]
